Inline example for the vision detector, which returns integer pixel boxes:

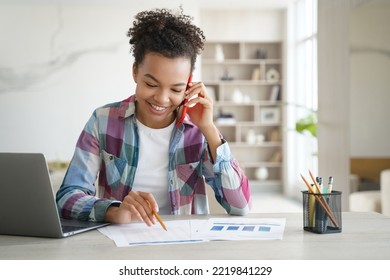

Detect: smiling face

[133,52,191,129]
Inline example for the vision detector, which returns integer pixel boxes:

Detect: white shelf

[202,41,284,189]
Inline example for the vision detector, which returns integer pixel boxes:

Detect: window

[285,0,318,199]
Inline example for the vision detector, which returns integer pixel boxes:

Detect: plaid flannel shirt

[56,95,251,221]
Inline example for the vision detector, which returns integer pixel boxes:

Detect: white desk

[1,212,390,260]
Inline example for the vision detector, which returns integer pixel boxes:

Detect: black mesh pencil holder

[302,190,342,234]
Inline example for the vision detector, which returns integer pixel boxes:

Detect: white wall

[349,0,390,157]
[0,0,197,162]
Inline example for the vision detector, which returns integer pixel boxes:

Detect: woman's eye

[145,82,157,88]
[172,89,183,93]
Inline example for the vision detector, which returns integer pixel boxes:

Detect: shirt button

[109,155,114,160]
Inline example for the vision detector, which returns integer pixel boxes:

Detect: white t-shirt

[132,119,175,214]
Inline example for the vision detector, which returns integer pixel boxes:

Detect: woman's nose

[153,89,170,104]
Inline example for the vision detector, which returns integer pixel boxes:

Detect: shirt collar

[117,95,136,119]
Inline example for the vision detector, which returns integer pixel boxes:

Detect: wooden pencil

[152,209,167,231]
[308,170,337,221]
[146,200,167,231]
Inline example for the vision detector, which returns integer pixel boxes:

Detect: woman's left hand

[184,81,214,129]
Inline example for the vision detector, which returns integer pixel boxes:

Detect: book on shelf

[269,85,280,102]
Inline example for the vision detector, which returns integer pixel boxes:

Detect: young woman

[56,8,251,227]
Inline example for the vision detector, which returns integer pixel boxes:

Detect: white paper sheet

[98,218,286,247]
[98,219,206,247]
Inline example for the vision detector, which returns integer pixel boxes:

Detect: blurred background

[1,0,389,213]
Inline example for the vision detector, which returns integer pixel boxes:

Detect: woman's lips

[148,102,168,114]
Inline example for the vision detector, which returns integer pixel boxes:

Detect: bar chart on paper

[193,218,286,240]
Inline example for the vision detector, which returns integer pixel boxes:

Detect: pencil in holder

[302,190,342,234]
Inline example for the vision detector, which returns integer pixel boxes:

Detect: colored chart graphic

[195,218,286,241]
[210,223,272,232]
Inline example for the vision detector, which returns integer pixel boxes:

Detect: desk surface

[1,212,390,260]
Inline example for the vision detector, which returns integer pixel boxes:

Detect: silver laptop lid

[0,153,65,238]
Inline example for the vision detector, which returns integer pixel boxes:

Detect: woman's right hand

[104,191,158,225]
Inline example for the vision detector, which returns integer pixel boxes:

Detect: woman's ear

[132,63,138,83]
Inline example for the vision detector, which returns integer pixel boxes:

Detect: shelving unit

[201,41,284,189]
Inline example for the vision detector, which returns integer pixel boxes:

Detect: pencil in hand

[147,200,167,231]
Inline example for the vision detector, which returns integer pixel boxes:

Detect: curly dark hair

[127,8,205,72]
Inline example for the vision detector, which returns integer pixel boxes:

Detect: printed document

[98,218,286,247]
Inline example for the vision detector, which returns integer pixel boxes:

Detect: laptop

[0,152,109,238]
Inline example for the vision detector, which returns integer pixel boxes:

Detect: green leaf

[295,113,317,137]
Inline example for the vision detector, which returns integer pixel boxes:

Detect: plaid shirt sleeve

[172,120,251,216]
[205,139,251,215]
[55,110,121,222]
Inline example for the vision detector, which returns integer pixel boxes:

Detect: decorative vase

[256,134,265,144]
[266,68,280,82]
[245,129,256,144]
[255,167,269,181]
[232,88,243,103]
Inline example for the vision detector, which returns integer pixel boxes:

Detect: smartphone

[176,75,192,127]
